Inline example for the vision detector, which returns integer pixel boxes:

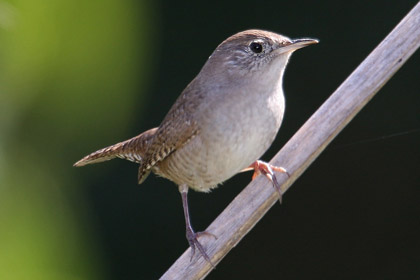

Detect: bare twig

[161,2,420,279]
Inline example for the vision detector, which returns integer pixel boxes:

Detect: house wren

[74,29,318,265]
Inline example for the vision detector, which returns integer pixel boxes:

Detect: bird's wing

[137,85,203,184]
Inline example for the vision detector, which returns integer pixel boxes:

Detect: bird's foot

[186,226,217,267]
[248,160,290,204]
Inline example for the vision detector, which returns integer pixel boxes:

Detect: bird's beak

[275,38,319,54]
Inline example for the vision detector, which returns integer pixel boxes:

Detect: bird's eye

[249,42,263,53]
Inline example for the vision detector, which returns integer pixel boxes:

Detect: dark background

[1,1,419,279]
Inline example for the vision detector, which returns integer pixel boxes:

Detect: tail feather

[74,128,158,167]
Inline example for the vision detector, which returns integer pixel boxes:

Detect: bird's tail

[73,127,158,167]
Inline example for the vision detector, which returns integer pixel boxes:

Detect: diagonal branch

[161,2,420,279]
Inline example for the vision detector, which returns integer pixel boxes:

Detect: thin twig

[161,2,420,279]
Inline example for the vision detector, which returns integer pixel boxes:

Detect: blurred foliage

[0,0,156,279]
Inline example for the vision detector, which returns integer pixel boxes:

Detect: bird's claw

[186,227,217,267]
[249,160,289,204]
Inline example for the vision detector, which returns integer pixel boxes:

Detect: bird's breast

[156,84,285,192]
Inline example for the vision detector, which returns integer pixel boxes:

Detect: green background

[0,0,419,279]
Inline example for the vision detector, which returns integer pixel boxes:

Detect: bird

[74,29,318,265]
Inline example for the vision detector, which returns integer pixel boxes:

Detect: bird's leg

[243,160,289,204]
[179,184,216,267]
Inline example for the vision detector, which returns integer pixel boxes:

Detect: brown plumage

[74,127,157,167]
[74,29,317,266]
[136,81,202,184]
